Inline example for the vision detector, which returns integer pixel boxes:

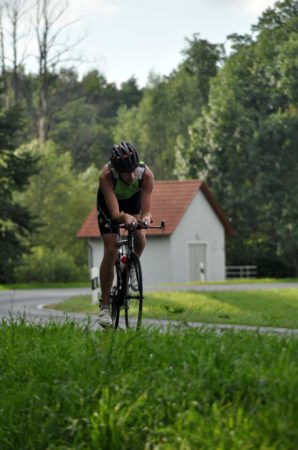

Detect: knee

[135,231,146,249]
[103,242,118,262]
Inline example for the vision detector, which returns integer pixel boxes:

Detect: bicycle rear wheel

[124,252,143,329]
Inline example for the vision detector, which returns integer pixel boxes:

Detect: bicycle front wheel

[124,252,143,329]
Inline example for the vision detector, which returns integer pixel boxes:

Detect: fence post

[91,267,100,305]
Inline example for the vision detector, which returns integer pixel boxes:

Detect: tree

[49,97,113,170]
[81,69,132,117]
[35,0,83,143]
[0,0,33,110]
[113,36,224,179]
[181,33,224,104]
[187,0,298,275]
[0,5,9,109]
[4,0,32,106]
[114,76,174,178]
[0,107,37,282]
[119,77,143,108]
[17,140,98,270]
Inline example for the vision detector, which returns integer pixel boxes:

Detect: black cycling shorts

[97,189,141,235]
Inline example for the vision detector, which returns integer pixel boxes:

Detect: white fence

[226,265,258,279]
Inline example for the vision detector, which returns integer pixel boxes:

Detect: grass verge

[160,277,298,286]
[0,282,89,290]
[1,278,297,291]
[0,319,297,450]
[49,288,298,329]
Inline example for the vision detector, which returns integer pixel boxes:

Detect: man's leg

[132,213,146,257]
[100,233,118,306]
[98,233,118,327]
[134,229,146,257]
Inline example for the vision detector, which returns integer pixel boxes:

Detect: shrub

[14,246,88,282]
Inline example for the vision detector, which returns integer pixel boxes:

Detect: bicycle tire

[124,252,143,329]
[110,261,121,328]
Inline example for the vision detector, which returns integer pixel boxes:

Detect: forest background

[1,0,298,283]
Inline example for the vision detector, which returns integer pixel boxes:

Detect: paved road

[0,283,298,334]
[0,288,91,323]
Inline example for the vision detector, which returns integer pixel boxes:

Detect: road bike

[108,220,165,329]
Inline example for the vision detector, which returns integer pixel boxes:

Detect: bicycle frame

[115,220,165,275]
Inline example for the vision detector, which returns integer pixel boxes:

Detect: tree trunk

[12,9,20,106]
[35,0,82,143]
[38,75,48,143]
[0,7,9,110]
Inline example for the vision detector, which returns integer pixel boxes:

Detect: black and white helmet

[110,141,140,172]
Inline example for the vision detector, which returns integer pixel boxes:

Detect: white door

[188,243,207,281]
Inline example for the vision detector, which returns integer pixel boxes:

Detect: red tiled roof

[77,180,235,238]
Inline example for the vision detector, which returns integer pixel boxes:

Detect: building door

[188,243,207,281]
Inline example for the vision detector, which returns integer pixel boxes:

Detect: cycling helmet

[110,141,140,173]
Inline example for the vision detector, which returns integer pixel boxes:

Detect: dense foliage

[0,108,37,282]
[0,0,297,281]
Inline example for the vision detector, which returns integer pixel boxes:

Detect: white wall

[88,239,103,269]
[170,191,226,282]
[141,235,172,286]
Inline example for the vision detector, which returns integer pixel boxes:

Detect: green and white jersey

[108,161,147,200]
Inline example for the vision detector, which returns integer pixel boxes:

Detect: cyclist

[97,141,154,327]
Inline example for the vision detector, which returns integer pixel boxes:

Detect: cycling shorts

[97,189,141,235]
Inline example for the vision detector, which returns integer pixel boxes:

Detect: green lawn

[0,321,297,450]
[49,288,298,329]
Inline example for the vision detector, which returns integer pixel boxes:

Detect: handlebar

[105,220,165,232]
[119,220,165,232]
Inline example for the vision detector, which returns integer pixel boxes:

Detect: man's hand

[141,215,153,227]
[123,213,138,225]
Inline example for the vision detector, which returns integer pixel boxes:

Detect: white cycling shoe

[98,307,112,328]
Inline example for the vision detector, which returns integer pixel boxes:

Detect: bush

[256,255,295,278]
[14,247,88,282]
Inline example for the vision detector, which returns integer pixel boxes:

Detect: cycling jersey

[97,161,147,235]
[108,161,146,200]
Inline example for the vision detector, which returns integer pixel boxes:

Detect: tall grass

[0,318,297,449]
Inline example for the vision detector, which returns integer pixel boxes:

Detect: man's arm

[140,167,154,224]
[99,165,137,224]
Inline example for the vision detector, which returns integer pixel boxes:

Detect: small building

[77,180,235,285]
